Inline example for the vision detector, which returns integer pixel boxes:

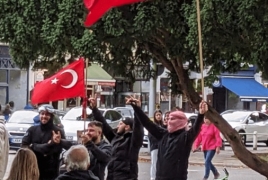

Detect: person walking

[5,148,39,180]
[193,116,222,180]
[127,97,208,180]
[2,104,11,121]
[88,97,144,180]
[22,105,72,180]
[81,121,112,180]
[149,110,164,180]
[56,145,99,180]
[0,115,9,180]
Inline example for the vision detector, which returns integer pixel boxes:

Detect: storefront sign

[98,82,115,86]
[241,99,253,102]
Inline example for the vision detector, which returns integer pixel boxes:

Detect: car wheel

[239,130,246,145]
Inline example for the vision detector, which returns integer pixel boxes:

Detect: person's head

[204,116,211,125]
[163,111,170,126]
[38,104,55,125]
[87,121,103,143]
[65,145,90,172]
[168,111,188,133]
[153,109,163,125]
[6,148,39,180]
[9,101,14,108]
[117,117,133,135]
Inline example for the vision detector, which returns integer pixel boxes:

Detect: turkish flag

[31,59,85,104]
[84,0,144,27]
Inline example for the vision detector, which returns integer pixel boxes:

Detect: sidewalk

[139,147,268,168]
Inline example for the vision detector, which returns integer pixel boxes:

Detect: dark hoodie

[22,115,72,180]
[56,170,100,180]
[131,104,204,180]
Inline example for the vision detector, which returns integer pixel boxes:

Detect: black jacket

[22,118,71,180]
[55,170,99,180]
[148,124,165,152]
[132,104,204,180]
[92,107,144,180]
[85,140,112,180]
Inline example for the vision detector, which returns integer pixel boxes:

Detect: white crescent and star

[51,69,78,89]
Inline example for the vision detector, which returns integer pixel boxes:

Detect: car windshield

[63,107,104,121]
[222,112,251,122]
[8,111,38,124]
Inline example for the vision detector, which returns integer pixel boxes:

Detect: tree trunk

[172,58,268,177]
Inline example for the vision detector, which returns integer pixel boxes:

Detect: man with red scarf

[127,97,208,180]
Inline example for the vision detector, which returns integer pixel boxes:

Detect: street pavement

[5,144,268,180]
[138,162,266,180]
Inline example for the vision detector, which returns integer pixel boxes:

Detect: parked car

[221,111,268,145]
[61,106,124,144]
[113,107,134,119]
[5,110,38,150]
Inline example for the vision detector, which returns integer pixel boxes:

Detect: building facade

[0,44,28,110]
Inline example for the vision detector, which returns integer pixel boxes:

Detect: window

[110,111,122,121]
[104,111,112,121]
[243,102,250,110]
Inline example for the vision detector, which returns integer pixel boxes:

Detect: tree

[1,0,268,177]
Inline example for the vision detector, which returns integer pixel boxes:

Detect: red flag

[84,0,144,27]
[31,58,85,104]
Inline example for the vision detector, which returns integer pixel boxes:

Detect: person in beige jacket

[0,115,9,180]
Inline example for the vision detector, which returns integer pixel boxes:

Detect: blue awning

[221,77,268,102]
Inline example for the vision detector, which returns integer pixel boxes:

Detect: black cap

[122,117,134,129]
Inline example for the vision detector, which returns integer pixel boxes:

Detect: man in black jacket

[129,98,208,180]
[56,144,99,180]
[81,121,112,180]
[22,105,72,180]
[88,97,144,180]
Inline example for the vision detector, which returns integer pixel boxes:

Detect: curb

[138,157,248,168]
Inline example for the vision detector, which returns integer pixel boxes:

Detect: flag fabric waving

[31,58,85,104]
[84,0,144,27]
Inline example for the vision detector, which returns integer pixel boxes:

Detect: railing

[239,131,268,150]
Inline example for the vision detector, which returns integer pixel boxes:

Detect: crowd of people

[0,96,223,180]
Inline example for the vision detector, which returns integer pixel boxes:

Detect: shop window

[243,102,250,110]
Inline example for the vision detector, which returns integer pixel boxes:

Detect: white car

[61,106,124,143]
[221,111,268,146]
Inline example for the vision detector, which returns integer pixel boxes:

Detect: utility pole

[149,59,157,118]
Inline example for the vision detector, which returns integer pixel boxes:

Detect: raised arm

[131,104,166,140]
[131,112,144,148]
[187,101,207,142]
[91,107,115,142]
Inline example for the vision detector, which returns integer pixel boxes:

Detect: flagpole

[83,58,89,135]
[196,0,204,99]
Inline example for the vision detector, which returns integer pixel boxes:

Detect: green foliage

[1,0,268,92]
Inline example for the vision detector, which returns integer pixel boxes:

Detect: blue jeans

[203,150,218,179]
